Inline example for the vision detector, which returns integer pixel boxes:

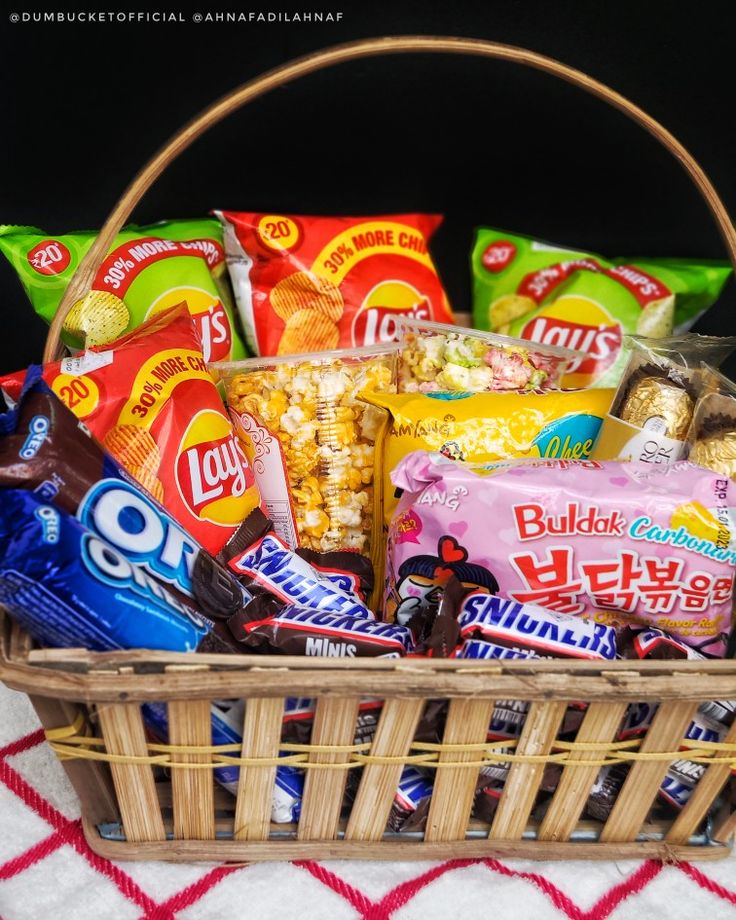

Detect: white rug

[1,680,735,920]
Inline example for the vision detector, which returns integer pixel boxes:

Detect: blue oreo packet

[0,488,210,652]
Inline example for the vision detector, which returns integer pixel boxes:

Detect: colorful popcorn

[397,318,577,393]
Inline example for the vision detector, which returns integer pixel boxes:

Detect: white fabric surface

[1,681,735,919]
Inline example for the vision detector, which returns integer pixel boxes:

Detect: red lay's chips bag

[215,211,455,355]
[0,305,259,554]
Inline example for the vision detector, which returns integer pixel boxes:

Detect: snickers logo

[459,592,617,660]
[231,534,371,618]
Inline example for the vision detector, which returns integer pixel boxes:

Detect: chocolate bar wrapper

[434,577,617,661]
[144,700,305,824]
[295,547,374,604]
[282,697,386,821]
[618,700,734,811]
[230,606,415,657]
[282,697,383,747]
[618,626,704,661]
[387,767,434,832]
[458,592,617,660]
[219,523,373,619]
[611,633,735,813]
[473,764,562,824]
[0,370,250,625]
[454,638,537,660]
[586,764,631,822]
[472,776,505,824]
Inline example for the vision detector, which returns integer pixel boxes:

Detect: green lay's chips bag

[471,227,732,389]
[0,218,247,362]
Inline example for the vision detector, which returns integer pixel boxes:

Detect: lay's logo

[352,280,431,346]
[520,296,622,386]
[147,289,232,363]
[176,409,257,526]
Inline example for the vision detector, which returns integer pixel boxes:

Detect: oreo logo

[20,415,50,460]
[80,532,207,630]
[34,504,60,544]
[78,479,199,597]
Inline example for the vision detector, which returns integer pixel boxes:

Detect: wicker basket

[3,36,736,863]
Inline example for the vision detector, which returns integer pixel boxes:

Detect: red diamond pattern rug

[2,681,735,920]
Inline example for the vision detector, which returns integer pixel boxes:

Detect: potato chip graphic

[636,294,675,337]
[271,271,344,322]
[489,293,537,334]
[63,290,130,346]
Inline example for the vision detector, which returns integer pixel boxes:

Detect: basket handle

[44,35,736,362]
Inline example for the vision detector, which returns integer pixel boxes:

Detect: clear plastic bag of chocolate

[592,334,736,465]
[687,365,736,481]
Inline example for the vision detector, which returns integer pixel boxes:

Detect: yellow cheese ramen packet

[363,388,615,525]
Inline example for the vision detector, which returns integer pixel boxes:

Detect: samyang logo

[520,296,622,383]
[352,280,432,345]
[176,409,256,526]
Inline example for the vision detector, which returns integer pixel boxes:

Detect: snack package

[471,755,563,824]
[214,211,454,355]
[214,346,397,595]
[687,366,736,480]
[618,627,704,660]
[585,765,632,822]
[452,590,617,661]
[592,335,736,464]
[147,697,425,828]
[283,696,385,824]
[0,489,222,653]
[231,606,415,656]
[0,305,259,555]
[142,700,306,823]
[387,767,434,832]
[219,523,373,620]
[387,452,736,654]
[0,370,251,630]
[408,574,616,660]
[396,317,579,393]
[363,388,614,526]
[615,678,735,813]
[471,227,732,388]
[282,697,383,746]
[0,218,247,361]
[454,638,539,660]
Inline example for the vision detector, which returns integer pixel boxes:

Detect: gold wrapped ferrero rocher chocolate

[619,376,693,440]
[689,430,736,480]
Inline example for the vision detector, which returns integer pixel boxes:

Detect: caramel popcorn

[218,346,397,556]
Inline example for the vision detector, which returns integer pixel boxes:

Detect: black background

[1,0,735,374]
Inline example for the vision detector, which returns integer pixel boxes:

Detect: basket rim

[5,612,736,704]
[5,646,736,704]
